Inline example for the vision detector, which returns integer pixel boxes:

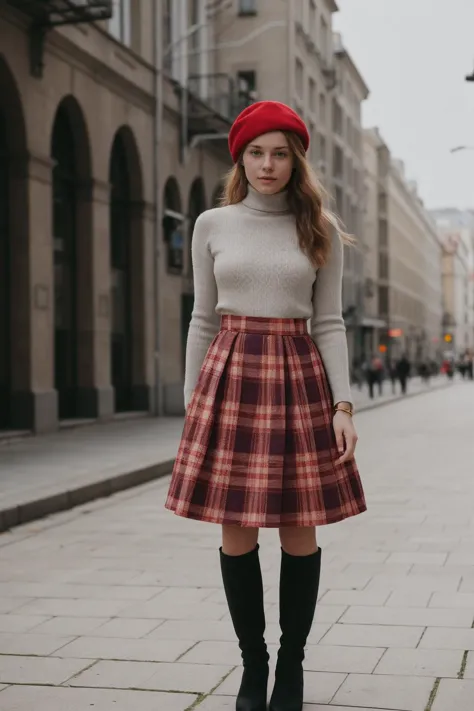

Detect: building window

[188,0,200,76]
[379,252,389,280]
[319,93,326,124]
[319,134,326,172]
[335,187,344,218]
[309,121,316,161]
[237,70,257,95]
[320,16,328,61]
[379,286,389,315]
[295,58,304,99]
[109,0,131,45]
[333,145,344,180]
[238,0,257,16]
[163,0,172,71]
[332,98,343,135]
[236,70,257,112]
[309,78,316,114]
[309,0,317,41]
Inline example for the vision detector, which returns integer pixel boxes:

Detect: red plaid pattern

[165,315,366,527]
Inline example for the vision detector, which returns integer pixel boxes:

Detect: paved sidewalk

[0,376,452,531]
[0,383,473,709]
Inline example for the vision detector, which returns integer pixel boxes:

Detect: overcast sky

[334,0,474,210]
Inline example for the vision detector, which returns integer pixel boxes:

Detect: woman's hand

[333,410,358,464]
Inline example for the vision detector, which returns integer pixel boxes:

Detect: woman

[166,101,366,711]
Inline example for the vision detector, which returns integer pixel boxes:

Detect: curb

[0,460,174,534]
[354,379,453,414]
[0,380,455,533]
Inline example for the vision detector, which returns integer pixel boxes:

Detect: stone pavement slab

[69,659,233,694]
[0,376,452,532]
[0,685,197,710]
[373,648,464,678]
[431,679,474,710]
[331,673,435,710]
[0,383,472,710]
[0,655,92,685]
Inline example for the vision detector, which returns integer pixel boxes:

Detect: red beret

[228,101,310,163]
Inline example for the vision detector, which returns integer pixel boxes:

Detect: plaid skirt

[165,315,366,528]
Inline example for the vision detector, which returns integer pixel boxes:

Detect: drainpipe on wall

[152,0,164,416]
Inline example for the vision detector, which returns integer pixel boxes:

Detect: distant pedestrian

[165,101,366,711]
[442,358,455,380]
[396,354,411,394]
[387,359,397,395]
[419,361,431,386]
[366,354,384,399]
[467,354,474,381]
[462,352,473,381]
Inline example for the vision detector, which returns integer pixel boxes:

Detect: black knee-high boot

[220,545,269,711]
[269,547,322,711]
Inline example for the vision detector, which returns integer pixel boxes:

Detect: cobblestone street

[0,382,473,710]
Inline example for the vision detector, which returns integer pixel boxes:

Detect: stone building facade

[430,209,474,355]
[387,162,443,361]
[362,128,443,363]
[0,0,232,432]
[331,32,369,362]
[361,128,390,357]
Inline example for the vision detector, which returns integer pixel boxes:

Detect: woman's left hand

[333,411,358,464]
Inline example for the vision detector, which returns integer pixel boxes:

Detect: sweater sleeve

[183,212,220,409]
[310,231,352,406]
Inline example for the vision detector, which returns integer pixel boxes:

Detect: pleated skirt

[165,315,366,527]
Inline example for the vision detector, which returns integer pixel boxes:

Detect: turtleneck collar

[242,184,289,214]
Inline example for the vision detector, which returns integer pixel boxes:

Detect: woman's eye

[251,150,262,156]
[276,152,288,158]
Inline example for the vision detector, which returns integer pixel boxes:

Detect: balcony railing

[7,0,112,25]
[6,0,112,77]
[187,73,255,123]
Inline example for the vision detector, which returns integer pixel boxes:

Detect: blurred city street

[0,381,473,710]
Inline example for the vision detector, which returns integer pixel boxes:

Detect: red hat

[228,101,310,163]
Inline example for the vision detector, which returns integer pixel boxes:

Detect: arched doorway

[0,110,9,428]
[51,105,79,419]
[109,126,145,413]
[0,57,28,430]
[109,132,133,412]
[51,97,91,420]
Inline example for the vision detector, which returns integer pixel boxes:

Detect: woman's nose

[262,154,273,170]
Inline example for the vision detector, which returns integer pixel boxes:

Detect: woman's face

[242,131,294,195]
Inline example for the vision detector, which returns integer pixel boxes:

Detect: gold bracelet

[334,406,353,417]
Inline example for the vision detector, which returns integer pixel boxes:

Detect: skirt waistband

[220,315,309,336]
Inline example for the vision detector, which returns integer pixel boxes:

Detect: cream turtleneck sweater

[184,185,352,408]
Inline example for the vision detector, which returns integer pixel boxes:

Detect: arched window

[163,177,184,274]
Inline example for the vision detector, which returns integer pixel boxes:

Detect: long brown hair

[220,132,353,268]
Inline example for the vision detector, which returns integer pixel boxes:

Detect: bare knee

[222,525,259,556]
[279,527,318,556]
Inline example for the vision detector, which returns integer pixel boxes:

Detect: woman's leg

[222,524,259,556]
[269,527,322,711]
[220,525,268,711]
